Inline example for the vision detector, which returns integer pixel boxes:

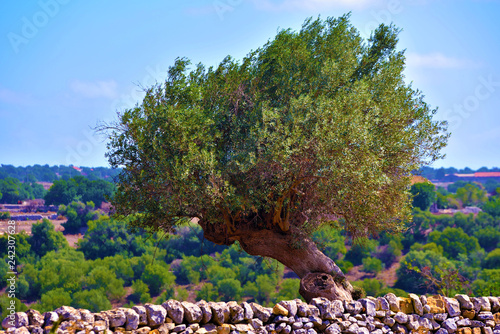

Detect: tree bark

[198,219,353,302]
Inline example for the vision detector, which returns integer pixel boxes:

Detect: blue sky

[1,0,499,169]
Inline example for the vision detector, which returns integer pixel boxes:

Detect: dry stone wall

[2,294,500,334]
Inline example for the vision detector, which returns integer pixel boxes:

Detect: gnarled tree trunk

[198,219,353,302]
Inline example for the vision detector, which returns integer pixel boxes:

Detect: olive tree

[103,16,448,300]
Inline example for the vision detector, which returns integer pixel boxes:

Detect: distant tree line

[0,164,120,183]
[420,166,500,181]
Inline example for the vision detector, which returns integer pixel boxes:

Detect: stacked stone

[1,295,500,334]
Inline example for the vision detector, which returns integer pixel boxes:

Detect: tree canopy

[103,15,448,300]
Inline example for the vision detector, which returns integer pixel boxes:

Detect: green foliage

[71,289,112,313]
[362,256,384,273]
[0,177,33,203]
[141,262,176,296]
[345,239,378,265]
[37,248,88,296]
[104,16,447,250]
[174,287,190,301]
[337,260,353,273]
[77,217,149,260]
[29,219,69,258]
[352,278,385,297]
[474,227,500,252]
[0,164,120,183]
[410,182,436,211]
[196,283,218,301]
[38,288,72,313]
[129,280,151,304]
[84,266,126,300]
[274,279,303,301]
[471,269,500,296]
[428,227,481,260]
[253,274,277,305]
[59,201,101,233]
[454,183,488,207]
[483,196,500,217]
[311,225,346,261]
[483,248,500,269]
[396,250,454,294]
[217,278,242,301]
[410,242,444,255]
[44,176,115,206]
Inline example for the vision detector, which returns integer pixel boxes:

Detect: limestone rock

[43,312,60,327]
[409,294,424,316]
[272,303,288,316]
[378,297,390,312]
[164,300,185,324]
[251,303,271,323]
[137,326,152,334]
[297,301,310,317]
[8,327,30,334]
[2,312,28,329]
[196,300,213,324]
[324,323,342,334]
[26,310,44,327]
[456,295,474,310]
[331,300,345,317]
[93,320,108,332]
[310,298,334,320]
[308,304,320,317]
[473,298,492,312]
[146,303,167,327]
[435,313,448,322]
[488,297,500,313]
[27,325,43,334]
[407,314,420,331]
[445,298,462,317]
[105,309,126,328]
[463,310,476,319]
[209,302,230,325]
[385,293,400,313]
[428,295,446,314]
[54,306,81,321]
[392,323,408,334]
[345,301,363,315]
[278,300,297,317]
[132,305,148,326]
[442,318,458,333]
[477,312,494,321]
[183,302,203,324]
[393,312,408,324]
[240,302,254,321]
[359,299,376,317]
[227,301,244,323]
[121,308,139,331]
[78,309,94,324]
[398,298,414,314]
[217,324,231,334]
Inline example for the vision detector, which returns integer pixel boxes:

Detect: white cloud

[406,52,481,69]
[70,80,118,99]
[251,0,381,11]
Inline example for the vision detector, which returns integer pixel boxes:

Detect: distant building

[443,172,500,183]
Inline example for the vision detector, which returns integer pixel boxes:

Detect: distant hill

[0,164,121,183]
